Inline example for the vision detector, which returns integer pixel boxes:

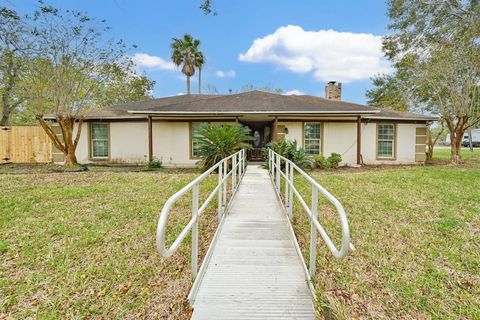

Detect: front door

[242,121,273,161]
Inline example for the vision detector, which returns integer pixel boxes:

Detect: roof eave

[127,110,381,115]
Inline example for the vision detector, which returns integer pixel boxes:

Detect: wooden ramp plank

[191,165,315,320]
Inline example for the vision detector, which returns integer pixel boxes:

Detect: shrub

[314,153,342,169]
[327,153,342,168]
[194,123,252,170]
[263,140,314,169]
[146,158,162,169]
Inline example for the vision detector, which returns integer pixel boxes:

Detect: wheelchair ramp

[190,165,315,319]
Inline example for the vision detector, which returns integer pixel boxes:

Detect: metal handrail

[268,149,353,277]
[156,149,247,279]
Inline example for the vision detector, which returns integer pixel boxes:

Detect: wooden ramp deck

[190,165,315,320]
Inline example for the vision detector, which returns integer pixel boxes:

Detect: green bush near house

[146,158,162,169]
[313,153,342,169]
[263,140,314,169]
[194,123,252,170]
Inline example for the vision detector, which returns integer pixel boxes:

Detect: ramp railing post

[223,158,227,206]
[284,161,289,210]
[217,162,223,220]
[309,186,318,277]
[288,163,294,219]
[192,183,199,279]
[232,155,237,190]
[276,154,280,190]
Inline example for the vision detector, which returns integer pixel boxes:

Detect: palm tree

[170,34,204,95]
[194,50,205,94]
[194,123,252,170]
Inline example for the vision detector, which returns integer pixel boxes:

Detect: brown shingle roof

[366,109,437,121]
[128,90,379,114]
[85,90,436,122]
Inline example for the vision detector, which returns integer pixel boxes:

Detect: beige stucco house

[71,82,436,167]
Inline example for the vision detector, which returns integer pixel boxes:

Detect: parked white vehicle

[447,129,480,147]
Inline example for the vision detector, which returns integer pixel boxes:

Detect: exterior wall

[323,122,358,165]
[361,122,426,165]
[76,120,235,167]
[279,121,427,165]
[280,122,302,146]
[75,120,427,167]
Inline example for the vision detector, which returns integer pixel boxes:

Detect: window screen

[304,122,321,156]
[377,124,395,158]
[91,123,109,158]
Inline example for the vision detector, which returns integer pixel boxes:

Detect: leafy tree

[0,6,30,126]
[370,0,479,164]
[171,34,203,95]
[25,5,151,165]
[366,73,409,111]
[194,123,251,170]
[93,61,154,107]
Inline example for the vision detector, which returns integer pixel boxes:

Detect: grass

[431,147,480,164]
[1,147,479,319]
[288,148,480,319]
[0,170,220,319]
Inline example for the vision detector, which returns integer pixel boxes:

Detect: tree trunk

[198,67,202,95]
[0,108,11,126]
[450,131,464,165]
[37,115,83,166]
[187,76,191,95]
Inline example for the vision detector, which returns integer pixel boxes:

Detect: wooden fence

[0,126,53,164]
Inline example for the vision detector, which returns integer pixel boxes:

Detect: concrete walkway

[191,165,315,320]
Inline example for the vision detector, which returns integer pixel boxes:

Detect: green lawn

[290,152,480,319]
[1,150,479,319]
[0,170,218,319]
[432,147,480,164]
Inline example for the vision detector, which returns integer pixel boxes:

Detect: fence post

[192,183,199,279]
[288,163,294,219]
[217,162,223,220]
[276,154,280,190]
[309,186,318,277]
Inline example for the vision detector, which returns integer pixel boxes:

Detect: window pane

[377,124,394,158]
[91,123,109,158]
[93,140,109,157]
[92,123,108,140]
[191,122,204,157]
[305,123,320,139]
[305,139,320,156]
[378,141,393,157]
[304,123,321,156]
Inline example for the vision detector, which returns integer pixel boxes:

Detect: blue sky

[12,0,391,104]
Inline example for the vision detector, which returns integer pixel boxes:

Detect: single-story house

[68,82,436,167]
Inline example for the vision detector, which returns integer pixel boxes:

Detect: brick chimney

[325,81,342,100]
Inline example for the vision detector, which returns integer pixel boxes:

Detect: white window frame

[303,122,322,156]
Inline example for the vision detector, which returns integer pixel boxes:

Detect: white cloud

[283,89,305,95]
[239,25,391,83]
[131,53,175,71]
[215,70,236,78]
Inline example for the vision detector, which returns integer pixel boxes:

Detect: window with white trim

[304,122,321,156]
[377,124,395,158]
[91,123,109,158]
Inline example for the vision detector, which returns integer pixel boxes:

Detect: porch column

[148,116,153,162]
[356,116,362,165]
[273,116,278,141]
